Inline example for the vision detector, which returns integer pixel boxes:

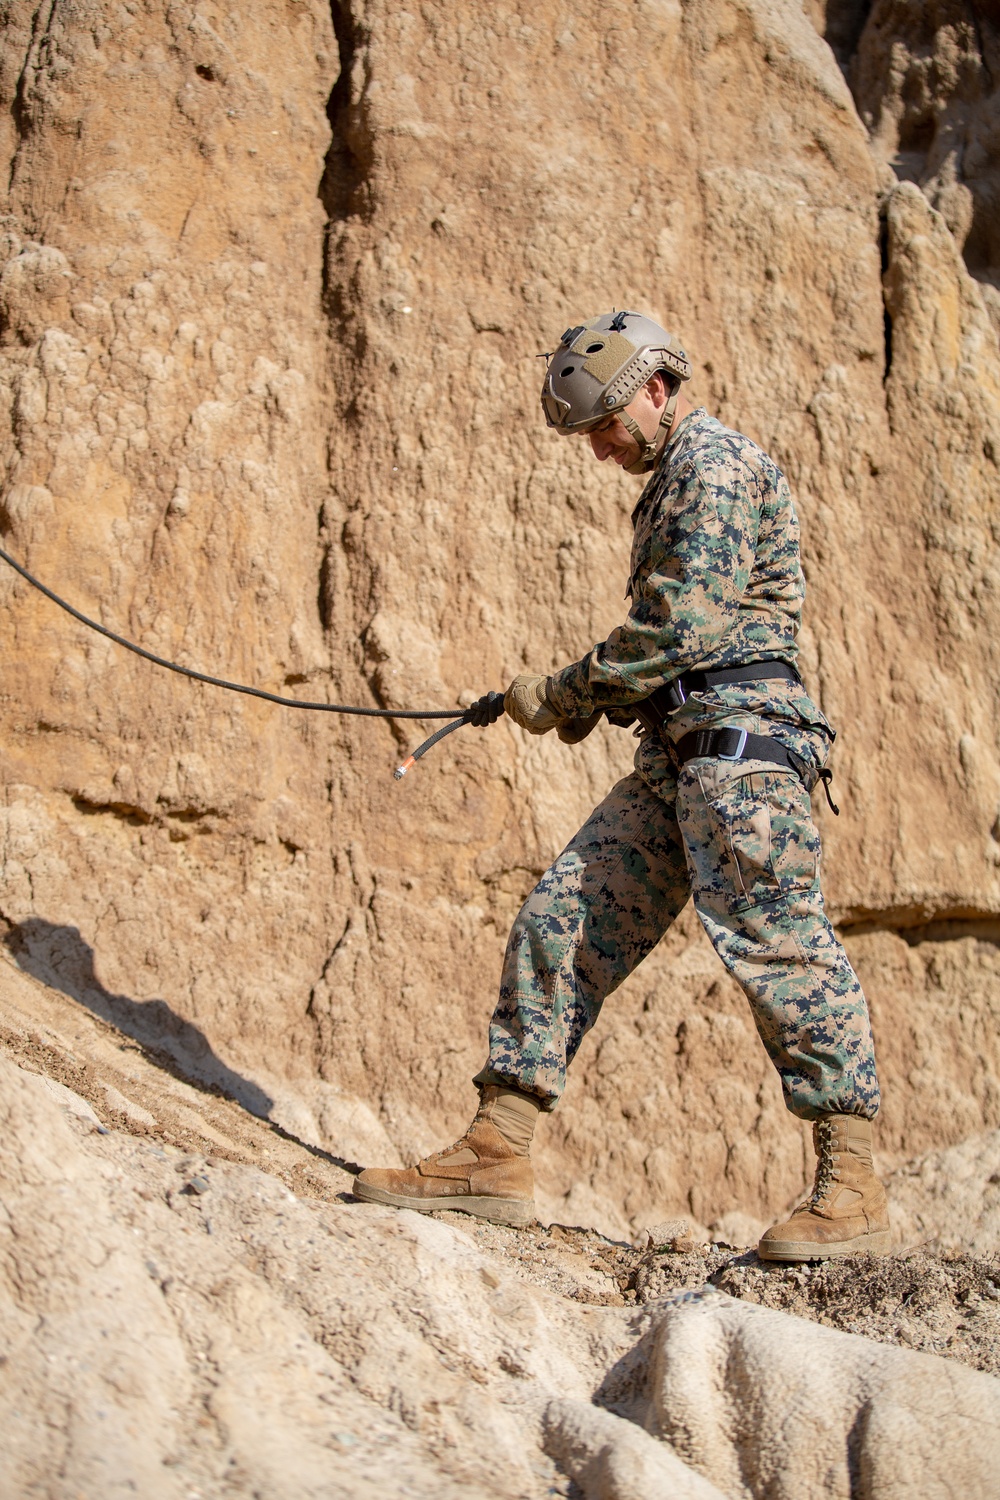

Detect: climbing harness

[628,661,799,734]
[661,660,802,711]
[628,660,841,814]
[674,726,840,815]
[0,544,505,780]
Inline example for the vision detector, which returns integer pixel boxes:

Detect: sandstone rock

[543,1398,728,1500]
[645,1290,1000,1499]
[885,1127,1000,1254]
[708,1210,769,1249]
[634,1217,710,1251]
[2,1005,999,1500]
[103,1081,158,1128]
[37,1070,103,1128]
[849,0,1000,321]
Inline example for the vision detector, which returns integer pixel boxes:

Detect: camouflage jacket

[545,409,805,718]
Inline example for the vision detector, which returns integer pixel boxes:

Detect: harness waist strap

[675,726,799,769]
[674,727,840,815]
[669,658,800,708]
[631,660,799,734]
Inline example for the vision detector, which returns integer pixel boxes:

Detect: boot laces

[810,1117,839,1206]
[439,1096,491,1157]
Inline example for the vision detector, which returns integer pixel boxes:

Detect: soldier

[355,311,889,1262]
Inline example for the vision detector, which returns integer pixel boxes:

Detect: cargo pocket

[706,770,819,913]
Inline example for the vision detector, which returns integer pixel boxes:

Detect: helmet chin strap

[620,377,681,475]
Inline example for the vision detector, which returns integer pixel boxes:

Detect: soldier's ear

[645,372,667,410]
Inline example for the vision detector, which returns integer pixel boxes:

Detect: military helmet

[540,310,691,473]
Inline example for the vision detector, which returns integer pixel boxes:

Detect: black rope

[394,716,465,779]
[0,543,461,719]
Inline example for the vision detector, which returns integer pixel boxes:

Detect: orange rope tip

[394,755,416,781]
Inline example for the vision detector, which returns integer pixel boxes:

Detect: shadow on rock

[4,915,275,1119]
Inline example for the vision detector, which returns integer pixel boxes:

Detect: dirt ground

[454,1217,1000,1377]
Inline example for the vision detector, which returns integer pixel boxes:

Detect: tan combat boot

[352,1085,539,1227]
[758,1114,891,1262]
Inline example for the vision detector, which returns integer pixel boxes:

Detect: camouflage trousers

[476,738,880,1121]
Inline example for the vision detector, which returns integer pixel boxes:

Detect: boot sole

[351,1178,536,1227]
[757,1228,892,1262]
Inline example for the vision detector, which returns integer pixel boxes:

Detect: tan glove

[504,674,561,735]
[557,711,603,745]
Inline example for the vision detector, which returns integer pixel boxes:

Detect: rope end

[394,756,416,781]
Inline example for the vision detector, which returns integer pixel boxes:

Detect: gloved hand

[557,711,603,745]
[504,674,561,735]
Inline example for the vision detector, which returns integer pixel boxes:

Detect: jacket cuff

[545,663,593,718]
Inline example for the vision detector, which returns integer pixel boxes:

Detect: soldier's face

[587,380,664,468]
[587,413,640,466]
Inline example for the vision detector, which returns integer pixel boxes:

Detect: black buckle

[787,746,841,816]
[716,727,749,760]
[665,676,687,710]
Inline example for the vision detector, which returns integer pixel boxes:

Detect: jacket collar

[629,408,707,525]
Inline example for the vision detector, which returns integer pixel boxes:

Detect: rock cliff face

[1,0,999,1243]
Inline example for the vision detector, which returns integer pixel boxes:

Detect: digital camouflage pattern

[476,410,881,1122]
[545,409,805,719]
[476,726,880,1121]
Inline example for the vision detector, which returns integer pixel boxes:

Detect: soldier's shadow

[4,915,274,1119]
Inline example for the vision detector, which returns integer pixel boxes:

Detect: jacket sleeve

[545,461,761,717]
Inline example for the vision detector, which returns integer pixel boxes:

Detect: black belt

[674,725,839,815]
[632,660,799,735]
[668,659,799,708]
